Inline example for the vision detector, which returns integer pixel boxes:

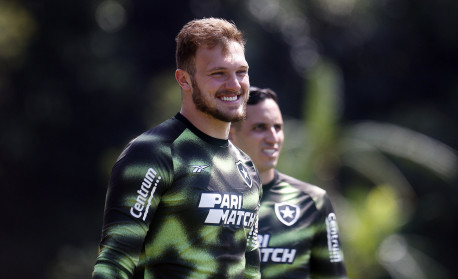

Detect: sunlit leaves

[0,1,35,69]
[277,58,456,279]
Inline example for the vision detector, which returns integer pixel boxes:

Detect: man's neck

[260,169,275,185]
[180,108,230,139]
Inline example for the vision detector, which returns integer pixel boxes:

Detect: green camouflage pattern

[93,113,262,279]
[258,171,347,279]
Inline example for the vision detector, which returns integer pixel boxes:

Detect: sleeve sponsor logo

[198,192,256,229]
[274,202,300,226]
[258,234,297,263]
[325,212,343,262]
[247,218,259,250]
[130,168,161,221]
[236,160,252,188]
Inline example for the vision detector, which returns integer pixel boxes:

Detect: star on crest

[280,206,295,219]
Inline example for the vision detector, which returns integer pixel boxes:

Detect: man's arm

[310,194,348,279]
[93,142,170,279]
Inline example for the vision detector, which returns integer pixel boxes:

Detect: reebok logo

[191,165,209,173]
[130,168,161,221]
[198,192,255,229]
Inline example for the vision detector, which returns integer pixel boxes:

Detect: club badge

[274,202,300,226]
[236,160,252,188]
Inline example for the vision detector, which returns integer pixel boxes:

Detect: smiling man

[92,18,262,279]
[230,87,348,278]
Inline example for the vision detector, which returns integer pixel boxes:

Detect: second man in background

[230,87,348,278]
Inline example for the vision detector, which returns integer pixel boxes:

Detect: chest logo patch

[236,160,252,188]
[274,202,300,226]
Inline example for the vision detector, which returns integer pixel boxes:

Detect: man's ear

[175,69,192,91]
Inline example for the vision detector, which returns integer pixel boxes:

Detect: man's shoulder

[276,171,327,198]
[275,171,335,212]
[132,116,187,145]
[144,116,186,139]
[115,116,186,163]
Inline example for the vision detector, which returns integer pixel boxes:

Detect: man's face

[190,41,250,122]
[230,98,284,173]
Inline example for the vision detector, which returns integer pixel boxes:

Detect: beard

[191,77,247,122]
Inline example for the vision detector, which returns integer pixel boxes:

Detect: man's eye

[253,125,266,132]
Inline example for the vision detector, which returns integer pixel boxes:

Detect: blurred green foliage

[278,58,456,278]
[0,1,35,69]
[1,0,457,278]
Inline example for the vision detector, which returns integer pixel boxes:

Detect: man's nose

[225,73,242,92]
[265,127,279,142]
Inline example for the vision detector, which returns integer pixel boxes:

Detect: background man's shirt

[258,171,347,279]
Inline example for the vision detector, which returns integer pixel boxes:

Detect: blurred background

[1,0,457,278]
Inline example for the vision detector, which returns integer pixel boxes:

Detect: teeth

[264,149,276,155]
[221,96,237,101]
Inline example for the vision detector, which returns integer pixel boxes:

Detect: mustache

[215,89,246,96]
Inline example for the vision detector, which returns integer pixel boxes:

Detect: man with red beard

[93,18,262,279]
[230,87,348,278]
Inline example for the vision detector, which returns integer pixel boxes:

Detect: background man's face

[230,98,284,173]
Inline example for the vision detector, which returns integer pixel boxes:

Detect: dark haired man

[230,87,348,278]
